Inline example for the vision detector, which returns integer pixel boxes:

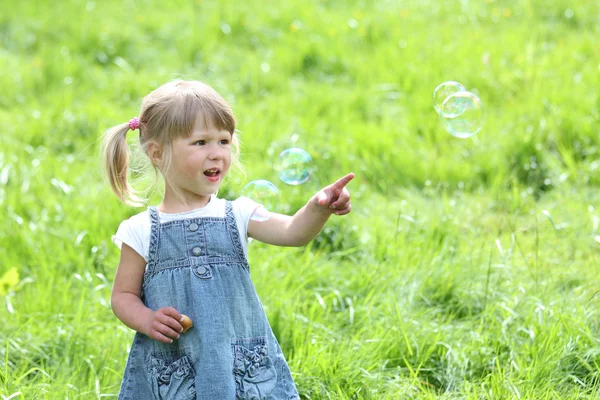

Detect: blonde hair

[102,80,241,206]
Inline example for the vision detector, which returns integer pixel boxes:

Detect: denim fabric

[118,201,299,400]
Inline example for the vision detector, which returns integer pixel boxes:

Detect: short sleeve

[111,213,150,261]
[233,196,262,238]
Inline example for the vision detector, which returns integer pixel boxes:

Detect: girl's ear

[146,141,163,167]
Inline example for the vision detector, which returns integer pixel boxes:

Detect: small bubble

[440,91,484,138]
[221,23,231,35]
[432,81,467,117]
[565,8,574,18]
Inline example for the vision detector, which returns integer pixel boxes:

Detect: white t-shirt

[112,195,261,263]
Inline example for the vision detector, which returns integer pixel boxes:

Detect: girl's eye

[220,139,230,145]
[194,140,206,146]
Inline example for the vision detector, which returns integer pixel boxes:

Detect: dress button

[189,223,199,232]
[192,247,202,256]
[196,266,207,275]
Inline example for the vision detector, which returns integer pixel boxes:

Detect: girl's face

[164,122,232,201]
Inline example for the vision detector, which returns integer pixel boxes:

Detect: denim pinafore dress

[118,201,300,400]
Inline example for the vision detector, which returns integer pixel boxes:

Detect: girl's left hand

[315,172,354,215]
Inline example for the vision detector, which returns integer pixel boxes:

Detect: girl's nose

[208,145,224,160]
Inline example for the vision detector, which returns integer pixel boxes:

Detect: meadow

[1,0,600,398]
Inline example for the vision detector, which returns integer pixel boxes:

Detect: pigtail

[101,123,141,206]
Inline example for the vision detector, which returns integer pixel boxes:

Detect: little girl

[102,80,354,399]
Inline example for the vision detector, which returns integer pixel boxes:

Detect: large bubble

[241,180,280,212]
[276,148,313,185]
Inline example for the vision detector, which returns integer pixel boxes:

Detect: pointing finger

[331,172,355,190]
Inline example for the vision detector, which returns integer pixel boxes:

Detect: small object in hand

[181,315,193,333]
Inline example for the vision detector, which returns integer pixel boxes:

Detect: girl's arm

[111,244,184,343]
[248,173,354,246]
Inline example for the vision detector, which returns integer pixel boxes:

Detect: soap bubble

[433,81,467,117]
[276,148,313,185]
[241,180,280,212]
[440,91,484,138]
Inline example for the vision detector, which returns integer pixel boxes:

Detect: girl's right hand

[145,307,185,344]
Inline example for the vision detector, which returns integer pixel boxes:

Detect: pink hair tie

[128,117,140,131]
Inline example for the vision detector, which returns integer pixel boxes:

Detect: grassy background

[1,0,600,398]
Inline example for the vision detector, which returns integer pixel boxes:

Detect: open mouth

[204,168,220,181]
[204,168,220,177]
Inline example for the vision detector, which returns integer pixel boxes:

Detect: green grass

[1,0,600,398]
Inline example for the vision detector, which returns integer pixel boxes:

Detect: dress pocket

[148,350,196,400]
[231,336,278,400]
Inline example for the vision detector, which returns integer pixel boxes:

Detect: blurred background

[1,0,600,398]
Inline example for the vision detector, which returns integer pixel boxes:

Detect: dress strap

[146,206,160,274]
[225,201,246,261]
